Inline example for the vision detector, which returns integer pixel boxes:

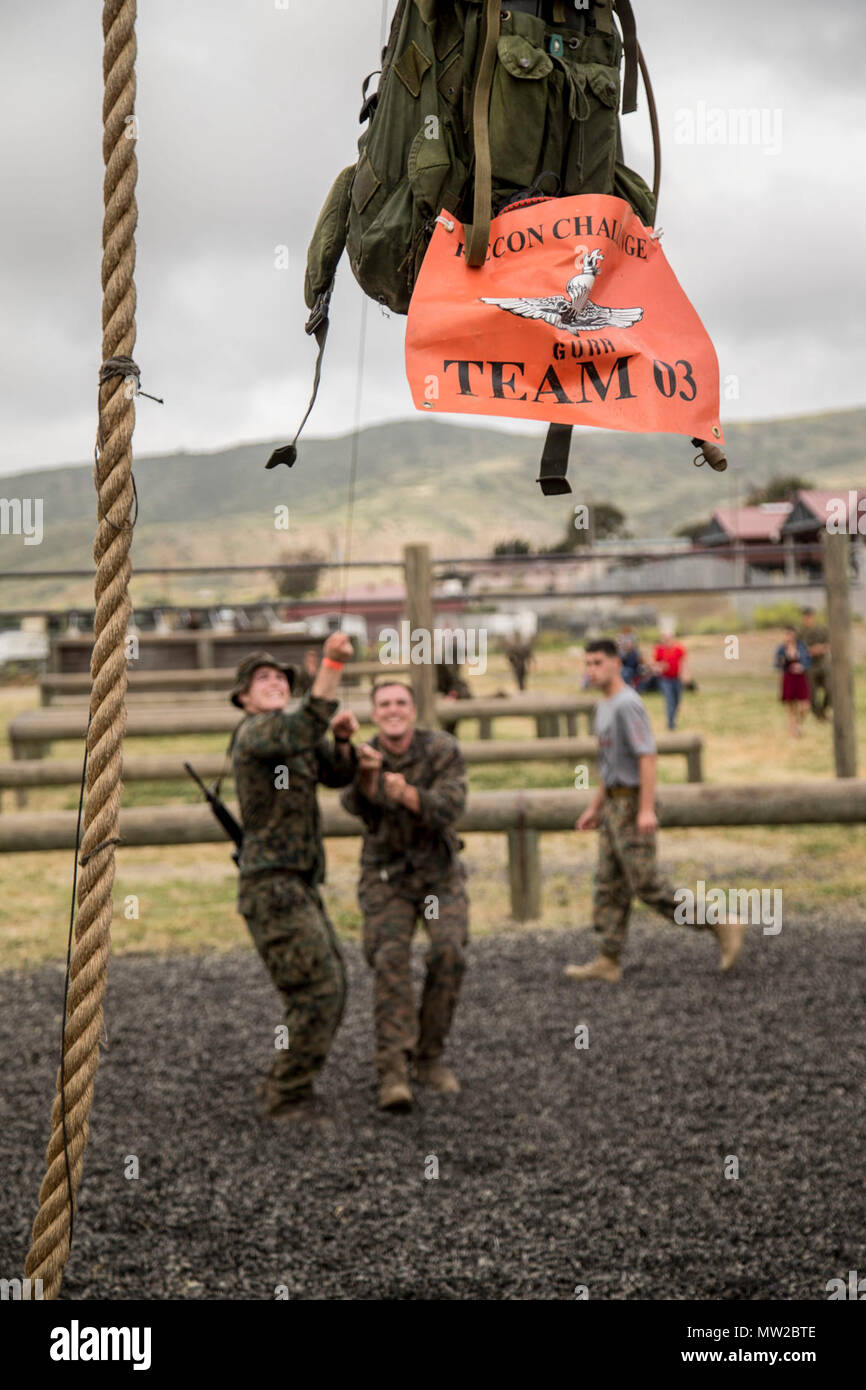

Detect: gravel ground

[1,918,864,1301]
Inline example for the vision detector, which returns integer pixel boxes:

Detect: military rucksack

[267,0,662,475]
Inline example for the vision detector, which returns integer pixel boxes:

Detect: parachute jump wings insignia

[480,249,643,335]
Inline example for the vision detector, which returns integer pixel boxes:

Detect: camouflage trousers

[358,865,469,1078]
[238,869,347,1101]
[593,793,707,961]
[808,664,831,719]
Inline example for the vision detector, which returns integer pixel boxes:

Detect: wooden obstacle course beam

[0,735,703,809]
[38,662,413,703]
[10,694,599,752]
[2,781,863,921]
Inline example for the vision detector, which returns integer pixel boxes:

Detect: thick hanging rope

[24,0,138,1300]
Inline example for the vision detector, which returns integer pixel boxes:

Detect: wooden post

[686,740,703,783]
[823,531,857,778]
[11,739,42,809]
[404,543,437,728]
[198,633,214,670]
[479,715,493,740]
[507,823,541,921]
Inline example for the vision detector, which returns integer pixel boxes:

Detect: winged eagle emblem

[479,249,643,334]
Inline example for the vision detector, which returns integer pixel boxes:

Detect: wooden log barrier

[1,782,864,920]
[7,696,600,799]
[39,662,414,704]
[0,734,705,807]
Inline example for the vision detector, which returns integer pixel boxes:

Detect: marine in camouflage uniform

[340,683,469,1108]
[504,636,534,692]
[436,643,472,736]
[565,640,744,981]
[231,645,357,1116]
[798,610,832,721]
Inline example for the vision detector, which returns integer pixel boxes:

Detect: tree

[746,475,814,505]
[492,538,533,556]
[592,501,629,540]
[275,549,324,599]
[542,501,629,553]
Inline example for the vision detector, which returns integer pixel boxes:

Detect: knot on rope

[99,354,163,404]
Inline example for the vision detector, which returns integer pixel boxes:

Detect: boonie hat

[230,650,296,708]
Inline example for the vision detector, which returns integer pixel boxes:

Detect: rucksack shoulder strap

[464,0,501,267]
[613,0,638,114]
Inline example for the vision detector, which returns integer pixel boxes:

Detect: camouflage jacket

[232,693,356,882]
[340,728,466,881]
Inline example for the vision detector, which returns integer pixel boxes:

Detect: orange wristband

[322,657,344,670]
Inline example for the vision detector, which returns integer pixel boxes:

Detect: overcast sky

[1,0,864,478]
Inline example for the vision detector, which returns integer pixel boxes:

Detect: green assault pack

[267,0,665,483]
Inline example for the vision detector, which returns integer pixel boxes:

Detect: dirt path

[2,920,863,1300]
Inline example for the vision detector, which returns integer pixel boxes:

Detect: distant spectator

[652,628,688,730]
[436,634,471,734]
[775,626,811,737]
[503,635,534,691]
[616,626,641,688]
[798,607,831,722]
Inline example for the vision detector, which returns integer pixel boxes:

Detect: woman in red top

[774,626,811,738]
[653,636,687,730]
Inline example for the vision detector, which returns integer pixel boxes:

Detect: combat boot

[714,920,746,972]
[259,1082,333,1127]
[270,1096,334,1129]
[414,1059,461,1094]
[563,954,622,983]
[379,1070,413,1111]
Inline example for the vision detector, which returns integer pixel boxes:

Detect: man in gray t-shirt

[564,639,745,982]
[595,683,657,789]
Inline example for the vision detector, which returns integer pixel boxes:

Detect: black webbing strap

[537,423,573,495]
[465,0,502,267]
[265,293,330,470]
[614,0,638,114]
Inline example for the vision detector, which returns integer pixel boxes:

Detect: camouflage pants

[808,665,831,719]
[593,794,706,961]
[358,866,469,1078]
[238,869,346,1101]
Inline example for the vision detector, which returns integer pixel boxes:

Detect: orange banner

[405,193,723,444]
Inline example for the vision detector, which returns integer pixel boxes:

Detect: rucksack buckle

[691,437,728,472]
[305,291,331,336]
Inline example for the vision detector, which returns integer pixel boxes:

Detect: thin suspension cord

[337,0,388,626]
[338,294,368,621]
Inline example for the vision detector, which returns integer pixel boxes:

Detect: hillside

[1,409,864,608]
